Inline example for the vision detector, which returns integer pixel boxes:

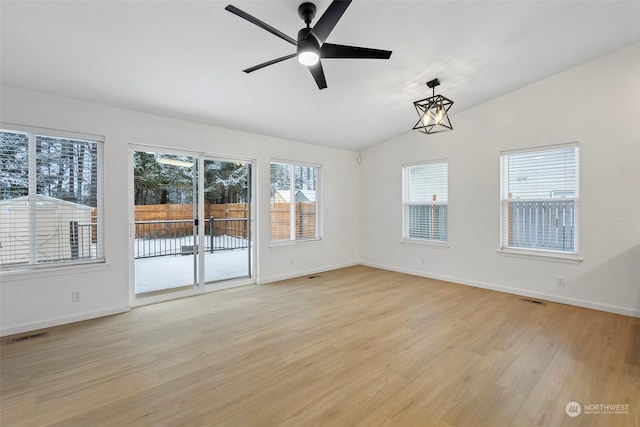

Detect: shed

[295,190,316,202]
[0,195,94,266]
[273,189,316,203]
[273,190,291,203]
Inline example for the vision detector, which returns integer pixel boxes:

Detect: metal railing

[208,217,249,252]
[407,204,448,241]
[134,217,250,259]
[508,200,575,252]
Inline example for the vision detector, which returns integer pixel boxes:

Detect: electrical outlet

[421,258,425,265]
[289,259,294,266]
[556,276,565,287]
[72,291,81,302]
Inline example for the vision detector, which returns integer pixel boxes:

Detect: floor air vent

[520,298,545,305]
[7,331,49,344]
[308,275,321,279]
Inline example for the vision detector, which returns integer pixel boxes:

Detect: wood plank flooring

[1,266,639,426]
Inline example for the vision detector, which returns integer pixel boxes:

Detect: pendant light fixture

[413,78,454,134]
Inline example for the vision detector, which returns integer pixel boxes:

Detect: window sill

[401,239,450,249]
[497,248,583,264]
[269,239,323,250]
[0,261,109,282]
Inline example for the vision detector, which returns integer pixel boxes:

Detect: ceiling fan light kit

[413,78,454,135]
[296,27,320,66]
[225,1,392,90]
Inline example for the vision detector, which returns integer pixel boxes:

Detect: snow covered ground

[134,248,250,294]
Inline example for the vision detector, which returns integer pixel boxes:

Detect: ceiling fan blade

[310,0,352,44]
[308,60,328,90]
[243,54,297,73]
[225,5,298,46]
[321,43,392,59]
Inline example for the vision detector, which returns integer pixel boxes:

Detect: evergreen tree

[204,161,249,204]
[0,132,98,206]
[0,131,29,200]
[133,153,249,205]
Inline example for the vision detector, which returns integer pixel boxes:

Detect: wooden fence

[135,202,316,241]
[270,202,317,241]
[135,203,248,238]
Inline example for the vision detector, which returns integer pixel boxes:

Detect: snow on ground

[134,248,250,294]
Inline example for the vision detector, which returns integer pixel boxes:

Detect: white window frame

[402,159,449,247]
[499,142,581,263]
[269,159,321,245]
[0,123,105,272]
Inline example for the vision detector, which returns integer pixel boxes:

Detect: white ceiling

[2,1,639,151]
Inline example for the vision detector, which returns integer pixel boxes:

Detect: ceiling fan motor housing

[297,28,320,50]
[298,2,317,26]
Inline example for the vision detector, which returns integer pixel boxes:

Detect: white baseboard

[360,261,640,318]
[4,260,636,337]
[257,261,360,285]
[1,306,131,337]
[1,262,359,336]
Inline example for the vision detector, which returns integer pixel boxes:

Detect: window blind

[403,161,448,242]
[0,128,104,269]
[500,144,579,254]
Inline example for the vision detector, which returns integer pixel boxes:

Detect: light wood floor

[1,266,639,426]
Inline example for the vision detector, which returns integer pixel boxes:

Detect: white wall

[2,43,638,336]
[0,87,360,335]
[359,43,640,317]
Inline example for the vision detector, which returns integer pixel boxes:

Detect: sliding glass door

[132,149,252,300]
[201,158,252,286]
[133,151,197,297]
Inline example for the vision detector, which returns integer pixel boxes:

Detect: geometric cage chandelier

[412,78,454,134]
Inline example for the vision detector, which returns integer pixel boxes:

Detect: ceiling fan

[225,1,392,90]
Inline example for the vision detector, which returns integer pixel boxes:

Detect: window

[403,160,448,242]
[500,144,579,254]
[0,126,104,270]
[270,161,320,243]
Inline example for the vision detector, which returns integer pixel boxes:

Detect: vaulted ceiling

[2,1,639,151]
